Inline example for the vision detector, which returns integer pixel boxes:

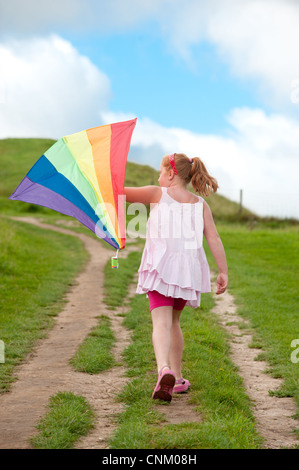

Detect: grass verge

[208,224,299,413]
[70,315,116,373]
[31,392,95,449]
[70,248,142,374]
[0,216,88,392]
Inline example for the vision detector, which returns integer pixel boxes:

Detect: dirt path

[0,217,136,449]
[0,217,201,449]
[0,218,298,448]
[211,279,298,449]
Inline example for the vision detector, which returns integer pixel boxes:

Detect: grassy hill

[0,138,55,197]
[1,138,298,447]
[1,138,254,222]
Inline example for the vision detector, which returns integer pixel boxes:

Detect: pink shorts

[147,290,187,312]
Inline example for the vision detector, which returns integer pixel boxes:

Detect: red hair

[162,153,218,196]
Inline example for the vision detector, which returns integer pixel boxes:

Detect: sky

[0,0,299,219]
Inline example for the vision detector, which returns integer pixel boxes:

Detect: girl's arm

[203,200,228,294]
[124,186,162,205]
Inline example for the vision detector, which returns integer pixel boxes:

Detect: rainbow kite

[9,118,137,250]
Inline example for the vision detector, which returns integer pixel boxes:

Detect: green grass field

[0,138,298,449]
[102,231,299,448]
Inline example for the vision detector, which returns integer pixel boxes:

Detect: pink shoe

[173,378,190,393]
[152,367,176,402]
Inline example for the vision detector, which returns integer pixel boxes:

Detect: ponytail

[190,157,218,196]
[162,153,218,197]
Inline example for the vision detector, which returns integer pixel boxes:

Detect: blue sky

[70,32,262,135]
[0,0,299,219]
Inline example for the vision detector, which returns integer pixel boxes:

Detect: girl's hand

[216,273,228,294]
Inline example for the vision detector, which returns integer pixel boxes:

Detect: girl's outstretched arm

[203,200,228,294]
[124,186,162,205]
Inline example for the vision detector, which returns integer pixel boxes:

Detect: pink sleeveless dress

[136,187,211,307]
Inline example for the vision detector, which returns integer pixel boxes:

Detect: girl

[125,153,228,402]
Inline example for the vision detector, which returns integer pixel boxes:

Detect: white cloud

[157,0,299,109]
[0,35,112,138]
[227,107,299,160]
[1,1,299,108]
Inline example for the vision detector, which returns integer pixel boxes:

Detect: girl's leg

[151,305,173,372]
[169,309,184,379]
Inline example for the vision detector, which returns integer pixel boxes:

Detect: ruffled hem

[136,269,211,308]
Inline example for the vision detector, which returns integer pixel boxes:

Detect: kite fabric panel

[9,118,137,250]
